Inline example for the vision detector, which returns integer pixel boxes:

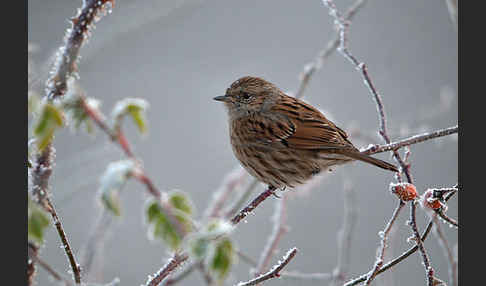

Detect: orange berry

[389,182,417,201]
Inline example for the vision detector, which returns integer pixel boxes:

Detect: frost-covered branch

[79,209,113,281]
[321,0,412,182]
[254,195,289,279]
[364,200,405,285]
[329,183,357,286]
[145,254,189,286]
[204,167,248,219]
[321,1,441,284]
[29,242,73,286]
[230,186,278,225]
[433,216,457,286]
[224,178,260,219]
[361,125,458,155]
[295,0,368,99]
[236,248,298,286]
[79,95,135,158]
[30,145,82,284]
[343,190,457,286]
[46,0,114,99]
[163,262,197,285]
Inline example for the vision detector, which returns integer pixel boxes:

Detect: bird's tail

[340,151,399,172]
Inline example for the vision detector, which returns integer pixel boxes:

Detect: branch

[230,186,277,225]
[295,0,368,99]
[44,197,82,284]
[364,200,405,285]
[321,0,412,182]
[330,183,357,285]
[204,167,247,219]
[343,190,457,286]
[46,0,115,99]
[236,248,298,286]
[79,209,113,281]
[28,242,38,286]
[145,254,189,286]
[432,216,457,286]
[31,145,82,284]
[224,178,259,219]
[361,125,458,155]
[29,242,73,286]
[254,195,289,277]
[162,262,197,286]
[321,2,438,284]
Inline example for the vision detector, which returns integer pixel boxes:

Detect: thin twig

[432,216,457,286]
[146,254,189,286]
[236,248,298,286]
[237,249,333,282]
[343,190,457,286]
[364,200,405,285]
[281,271,332,281]
[361,125,458,155]
[224,178,259,219]
[28,242,38,286]
[254,195,289,278]
[321,1,437,284]
[44,197,82,284]
[230,186,277,225]
[436,209,458,228]
[46,0,115,99]
[163,262,197,286]
[79,209,113,281]
[330,183,357,286]
[204,167,247,219]
[295,0,368,99]
[80,96,135,158]
[197,261,213,286]
[29,242,73,286]
[321,0,412,182]
[148,185,279,286]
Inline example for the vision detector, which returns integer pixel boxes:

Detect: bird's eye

[242,92,251,100]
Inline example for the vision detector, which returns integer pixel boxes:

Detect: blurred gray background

[28,0,458,285]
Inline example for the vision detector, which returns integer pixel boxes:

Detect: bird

[213,76,398,189]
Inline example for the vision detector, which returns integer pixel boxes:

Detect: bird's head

[214,76,281,118]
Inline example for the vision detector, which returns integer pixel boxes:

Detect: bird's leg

[270,186,284,198]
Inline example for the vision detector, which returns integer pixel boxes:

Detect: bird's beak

[213,95,230,102]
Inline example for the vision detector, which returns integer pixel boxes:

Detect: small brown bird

[214,76,398,189]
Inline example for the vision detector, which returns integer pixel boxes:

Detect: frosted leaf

[98,160,136,216]
[111,98,149,133]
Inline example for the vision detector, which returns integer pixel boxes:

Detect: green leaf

[28,198,50,244]
[112,98,149,133]
[63,95,100,134]
[168,190,194,216]
[33,103,64,151]
[185,219,233,262]
[209,238,234,282]
[188,236,210,259]
[145,200,182,250]
[99,160,136,216]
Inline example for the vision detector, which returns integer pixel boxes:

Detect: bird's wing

[267,96,356,150]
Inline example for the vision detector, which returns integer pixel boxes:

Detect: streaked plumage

[214,76,398,188]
